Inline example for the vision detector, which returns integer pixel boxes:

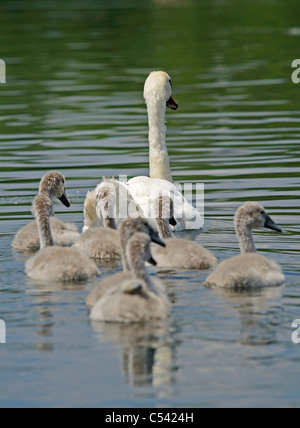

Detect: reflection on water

[92,320,176,390]
[211,287,284,347]
[0,0,300,408]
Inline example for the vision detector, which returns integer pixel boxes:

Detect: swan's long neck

[156,217,173,240]
[235,218,256,254]
[147,99,173,182]
[98,201,117,230]
[119,230,131,272]
[39,189,55,217]
[36,205,54,250]
[39,180,56,217]
[127,238,157,293]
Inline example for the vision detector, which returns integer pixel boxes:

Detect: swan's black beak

[148,255,157,266]
[169,216,177,227]
[58,192,71,208]
[264,215,282,233]
[166,95,178,110]
[150,230,166,248]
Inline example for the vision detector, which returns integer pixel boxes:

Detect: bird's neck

[236,219,256,253]
[156,217,173,239]
[147,100,173,182]
[39,188,55,216]
[36,210,54,250]
[120,234,131,272]
[99,202,117,230]
[127,241,158,293]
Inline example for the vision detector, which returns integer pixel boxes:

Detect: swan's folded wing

[127,176,203,231]
[83,190,98,229]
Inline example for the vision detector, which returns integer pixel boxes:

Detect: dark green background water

[0,0,300,408]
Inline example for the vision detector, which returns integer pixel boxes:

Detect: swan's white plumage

[83,71,202,232]
[126,176,203,231]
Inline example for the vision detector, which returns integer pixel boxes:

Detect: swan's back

[90,282,170,323]
[152,237,216,269]
[86,271,132,307]
[12,218,79,251]
[205,253,285,289]
[127,177,203,231]
[26,246,99,282]
[75,228,120,260]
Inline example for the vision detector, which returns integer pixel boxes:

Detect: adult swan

[126,71,202,231]
[83,71,203,232]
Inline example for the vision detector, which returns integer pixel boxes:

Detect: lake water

[0,0,300,408]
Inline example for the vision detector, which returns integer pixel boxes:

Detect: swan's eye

[168,79,172,89]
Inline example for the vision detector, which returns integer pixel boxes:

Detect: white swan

[86,216,166,307]
[75,181,121,260]
[126,71,203,231]
[26,194,99,282]
[89,232,170,323]
[205,202,285,289]
[12,171,80,251]
[151,196,216,269]
[83,72,203,232]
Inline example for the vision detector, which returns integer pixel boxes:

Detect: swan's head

[95,181,116,213]
[235,202,282,233]
[39,171,70,208]
[144,71,178,110]
[126,232,158,268]
[119,217,166,248]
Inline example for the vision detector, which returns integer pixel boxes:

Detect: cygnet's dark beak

[147,255,157,266]
[264,215,282,233]
[166,95,178,110]
[169,216,177,227]
[150,230,166,247]
[58,192,71,208]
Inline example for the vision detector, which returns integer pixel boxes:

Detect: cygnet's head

[126,232,157,268]
[235,202,282,233]
[39,171,70,208]
[144,71,178,110]
[95,181,116,214]
[119,217,166,248]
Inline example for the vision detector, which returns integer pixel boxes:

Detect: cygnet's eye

[260,210,265,215]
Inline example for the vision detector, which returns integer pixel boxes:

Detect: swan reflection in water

[91,320,177,389]
[210,286,284,347]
